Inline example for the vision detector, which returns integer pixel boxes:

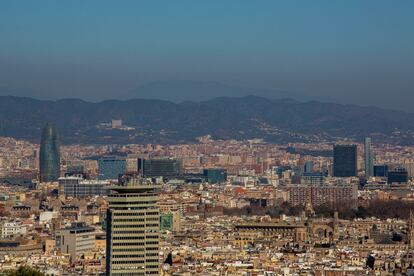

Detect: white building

[0,222,26,238]
[39,211,59,224]
[55,222,96,263]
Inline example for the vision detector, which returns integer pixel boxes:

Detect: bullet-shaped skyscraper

[40,122,60,182]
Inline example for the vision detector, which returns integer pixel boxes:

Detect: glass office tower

[139,158,182,178]
[333,144,357,177]
[39,122,60,182]
[203,168,227,184]
[98,157,127,180]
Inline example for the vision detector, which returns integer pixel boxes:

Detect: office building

[55,222,95,263]
[98,157,126,180]
[303,161,314,174]
[39,122,60,182]
[387,167,408,184]
[106,179,160,275]
[364,137,374,177]
[374,165,388,177]
[333,145,357,177]
[58,176,110,197]
[203,168,227,184]
[300,172,325,186]
[140,158,182,178]
[65,165,85,177]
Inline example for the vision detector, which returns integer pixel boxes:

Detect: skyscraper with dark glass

[139,158,182,178]
[333,144,357,177]
[40,122,60,182]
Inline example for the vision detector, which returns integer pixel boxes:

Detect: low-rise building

[55,222,96,263]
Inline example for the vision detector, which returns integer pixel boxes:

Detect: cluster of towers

[332,137,374,178]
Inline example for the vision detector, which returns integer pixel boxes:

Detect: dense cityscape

[1,120,414,275]
[1,1,413,275]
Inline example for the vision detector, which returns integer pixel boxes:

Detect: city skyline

[1,1,414,275]
[2,131,414,274]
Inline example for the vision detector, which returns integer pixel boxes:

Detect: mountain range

[123,80,334,103]
[0,95,413,145]
[1,80,335,103]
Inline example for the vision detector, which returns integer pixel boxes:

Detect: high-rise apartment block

[288,183,358,207]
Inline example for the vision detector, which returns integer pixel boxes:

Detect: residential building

[288,182,358,207]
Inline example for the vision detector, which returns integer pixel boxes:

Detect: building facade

[140,158,182,178]
[58,176,110,197]
[98,157,127,180]
[288,183,358,207]
[106,179,160,275]
[0,222,25,238]
[55,222,95,263]
[333,145,357,177]
[203,168,227,184]
[374,165,388,177]
[387,167,408,184]
[301,172,325,186]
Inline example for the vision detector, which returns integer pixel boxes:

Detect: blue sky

[0,1,413,111]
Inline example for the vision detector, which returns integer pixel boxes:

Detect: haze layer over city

[0,1,414,276]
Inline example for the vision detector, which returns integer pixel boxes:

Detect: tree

[4,266,45,276]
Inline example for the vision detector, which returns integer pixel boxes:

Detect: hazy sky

[0,1,413,111]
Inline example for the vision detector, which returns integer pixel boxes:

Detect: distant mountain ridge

[0,95,413,145]
[123,80,334,103]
